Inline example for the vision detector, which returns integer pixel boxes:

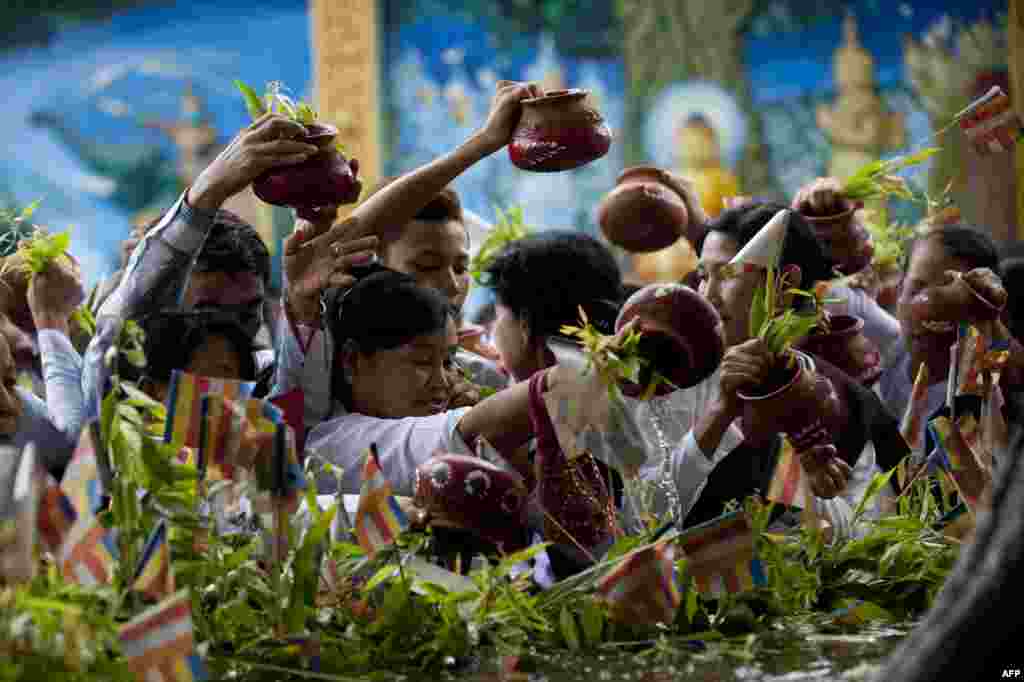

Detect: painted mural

[0,0,311,288]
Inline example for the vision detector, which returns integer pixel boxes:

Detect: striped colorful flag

[927,415,984,510]
[61,516,119,586]
[164,371,256,449]
[132,520,175,602]
[355,444,409,556]
[596,538,681,625]
[677,511,767,597]
[900,363,930,452]
[765,437,812,509]
[37,473,77,554]
[956,86,1024,155]
[954,324,986,398]
[118,590,208,682]
[60,424,105,518]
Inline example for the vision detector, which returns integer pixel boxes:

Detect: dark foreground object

[874,397,1023,681]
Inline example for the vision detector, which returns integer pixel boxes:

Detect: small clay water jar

[253,122,362,218]
[508,89,612,172]
[909,270,1007,329]
[598,166,699,253]
[798,314,882,387]
[738,350,841,451]
[413,453,529,554]
[798,200,874,275]
[614,283,725,398]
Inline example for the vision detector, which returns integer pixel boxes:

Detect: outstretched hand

[27,253,85,331]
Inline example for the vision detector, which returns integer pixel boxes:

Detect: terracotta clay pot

[252,123,362,217]
[598,166,698,253]
[737,350,841,452]
[798,314,882,387]
[909,272,1006,329]
[875,264,902,312]
[614,283,725,398]
[800,202,874,275]
[508,89,612,173]
[413,454,529,554]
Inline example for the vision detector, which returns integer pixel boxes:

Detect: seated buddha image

[632,113,739,285]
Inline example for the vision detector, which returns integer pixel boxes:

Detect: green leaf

[559,605,580,651]
[494,543,551,577]
[579,599,604,646]
[234,80,267,120]
[364,565,399,592]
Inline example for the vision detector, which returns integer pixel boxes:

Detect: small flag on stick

[677,511,767,597]
[355,444,408,556]
[132,520,175,601]
[596,536,681,625]
[118,589,208,682]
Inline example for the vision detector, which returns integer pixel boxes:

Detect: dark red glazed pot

[800,202,874,276]
[413,454,529,554]
[738,350,841,452]
[798,314,882,387]
[508,89,612,173]
[614,283,725,398]
[909,271,1006,328]
[252,123,362,218]
[597,166,697,253]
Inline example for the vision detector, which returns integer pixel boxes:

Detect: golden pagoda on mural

[818,13,906,182]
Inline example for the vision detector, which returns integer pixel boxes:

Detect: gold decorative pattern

[311,0,382,213]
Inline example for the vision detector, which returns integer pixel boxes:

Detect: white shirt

[305,405,472,495]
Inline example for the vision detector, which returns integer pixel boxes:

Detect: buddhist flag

[765,437,812,509]
[132,520,175,602]
[355,444,408,556]
[954,324,986,398]
[118,590,208,682]
[900,363,930,453]
[164,371,256,449]
[596,536,681,625]
[678,511,766,597]
[61,516,119,587]
[956,86,1023,155]
[37,473,77,555]
[61,424,105,518]
[269,388,306,452]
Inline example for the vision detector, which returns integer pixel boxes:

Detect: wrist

[186,179,227,214]
[34,315,69,335]
[710,396,742,421]
[468,129,504,157]
[285,291,321,326]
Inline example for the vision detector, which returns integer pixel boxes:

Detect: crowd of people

[2,80,1022,584]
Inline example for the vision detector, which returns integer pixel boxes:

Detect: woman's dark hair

[698,201,836,288]
[323,264,453,408]
[483,230,623,338]
[905,224,1000,273]
[129,311,257,386]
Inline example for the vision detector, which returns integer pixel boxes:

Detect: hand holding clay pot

[792,177,873,275]
[508,89,612,172]
[799,443,852,499]
[614,283,725,397]
[909,268,1007,329]
[598,167,702,253]
[253,122,362,218]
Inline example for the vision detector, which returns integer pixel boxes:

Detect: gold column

[1011,0,1024,240]
[311,0,382,210]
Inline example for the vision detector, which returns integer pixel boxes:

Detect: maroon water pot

[508,89,612,173]
[252,123,362,217]
[614,283,725,398]
[800,202,874,276]
[737,350,841,451]
[597,166,697,253]
[798,314,882,387]
[413,453,529,554]
[909,271,1006,327]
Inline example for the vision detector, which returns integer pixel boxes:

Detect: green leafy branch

[235,80,345,154]
[469,206,532,286]
[841,148,940,203]
[748,266,819,364]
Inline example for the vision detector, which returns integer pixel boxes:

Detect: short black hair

[130,311,257,386]
[194,210,271,287]
[324,264,453,408]
[906,224,1000,273]
[699,202,836,288]
[483,230,623,338]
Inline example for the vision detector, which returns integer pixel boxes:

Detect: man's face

[183,271,265,339]
[383,219,471,316]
